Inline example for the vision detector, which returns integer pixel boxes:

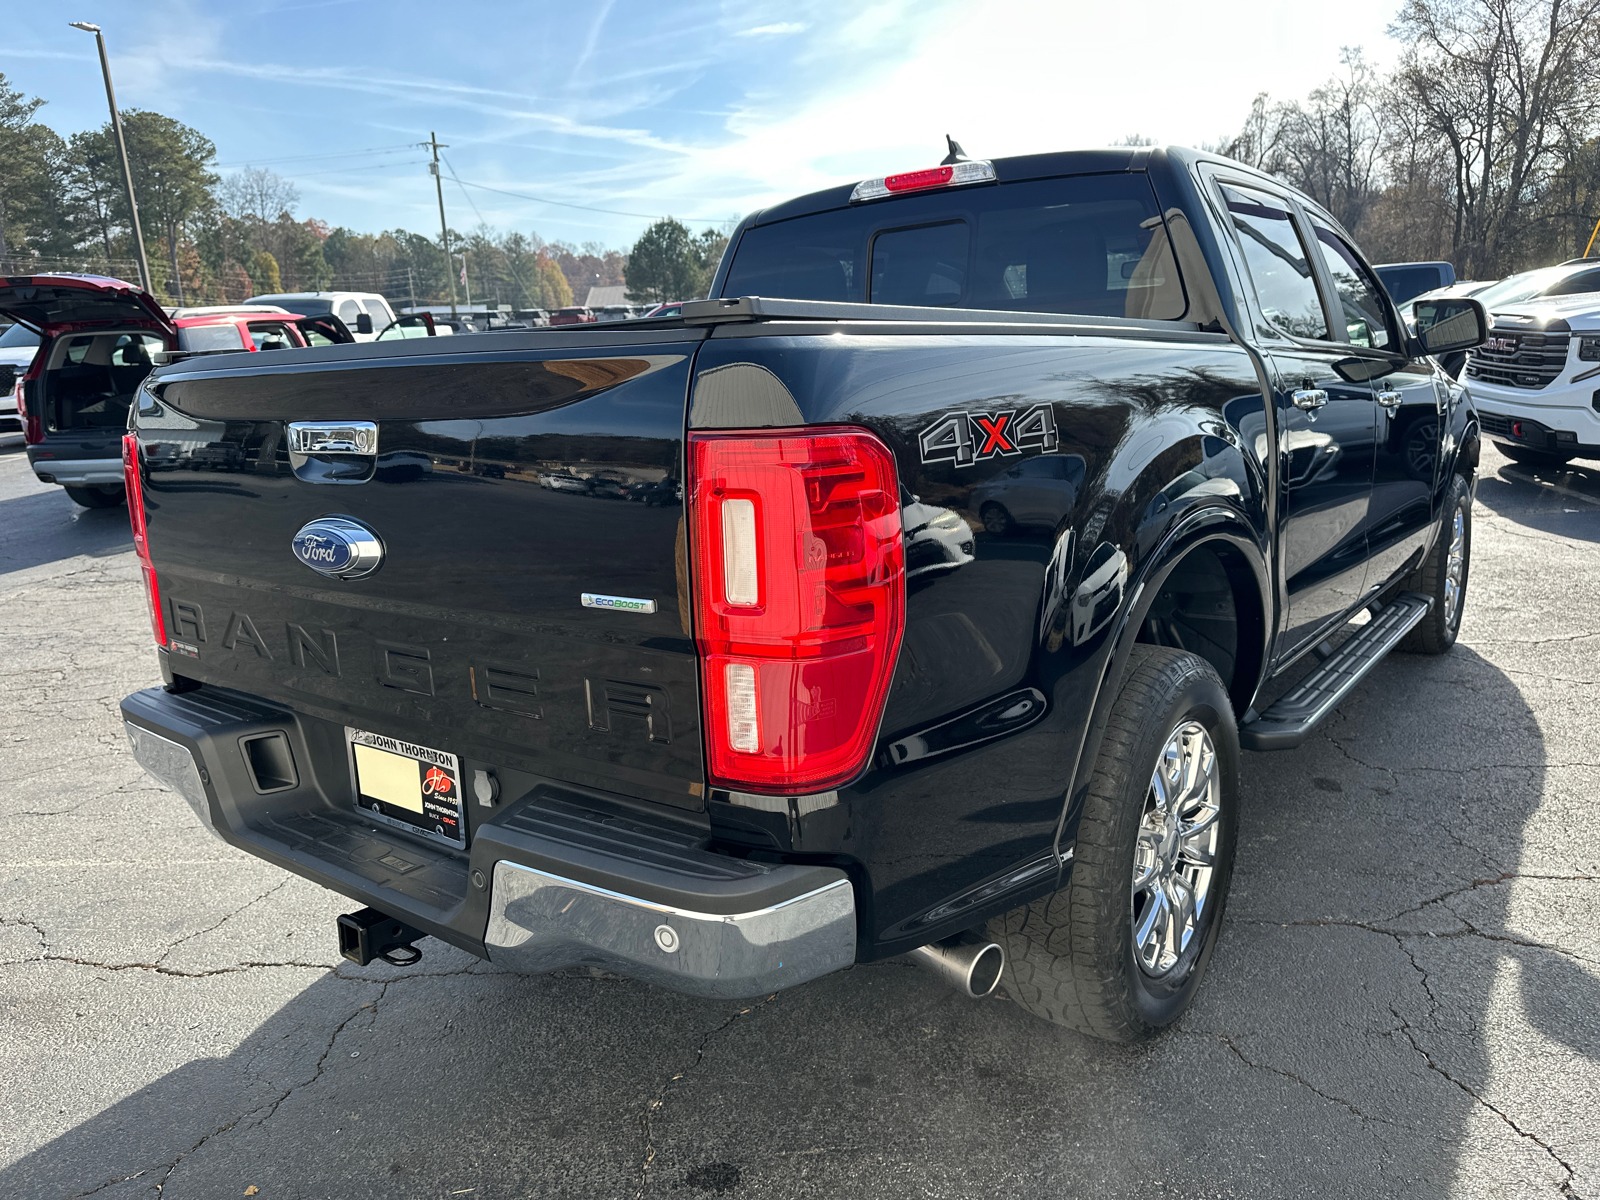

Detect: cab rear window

[722,174,1188,320]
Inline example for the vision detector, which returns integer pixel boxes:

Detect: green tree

[76,109,217,298]
[625,218,705,304]
[0,74,71,264]
[250,249,282,293]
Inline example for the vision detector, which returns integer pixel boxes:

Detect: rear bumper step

[121,683,856,999]
[1240,592,1432,752]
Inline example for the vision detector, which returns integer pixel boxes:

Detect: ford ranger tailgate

[135,333,706,815]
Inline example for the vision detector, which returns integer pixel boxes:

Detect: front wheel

[989,645,1239,1041]
[63,485,125,509]
[1400,472,1471,654]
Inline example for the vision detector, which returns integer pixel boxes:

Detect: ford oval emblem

[291,516,384,580]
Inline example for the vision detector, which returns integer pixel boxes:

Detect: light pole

[455,253,472,307]
[69,22,151,293]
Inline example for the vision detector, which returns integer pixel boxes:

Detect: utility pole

[425,132,457,316]
[407,265,417,311]
[70,22,151,293]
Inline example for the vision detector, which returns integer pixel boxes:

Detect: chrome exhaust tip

[908,938,1005,998]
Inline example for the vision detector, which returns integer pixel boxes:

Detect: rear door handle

[1291,389,1328,411]
[1376,389,1403,409]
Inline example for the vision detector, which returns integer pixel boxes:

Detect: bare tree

[1391,0,1600,273]
[1275,49,1388,234]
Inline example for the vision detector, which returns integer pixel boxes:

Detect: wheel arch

[1051,505,1269,860]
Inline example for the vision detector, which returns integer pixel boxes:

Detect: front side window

[362,298,393,322]
[1312,225,1392,349]
[336,299,362,325]
[1221,183,1327,340]
[249,323,296,350]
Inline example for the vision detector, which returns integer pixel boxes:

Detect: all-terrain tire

[1399,472,1471,655]
[988,644,1239,1042]
[63,485,125,509]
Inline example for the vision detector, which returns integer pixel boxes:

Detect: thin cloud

[737,22,808,36]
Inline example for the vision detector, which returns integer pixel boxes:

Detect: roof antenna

[941,135,969,165]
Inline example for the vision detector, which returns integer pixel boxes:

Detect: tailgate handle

[288,421,378,455]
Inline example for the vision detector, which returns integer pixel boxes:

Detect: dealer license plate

[346,727,465,847]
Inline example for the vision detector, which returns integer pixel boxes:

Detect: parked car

[969,452,1086,534]
[1417,258,1600,312]
[168,304,291,319]
[0,319,42,438]
[1451,291,1600,466]
[376,313,450,340]
[593,305,638,323]
[641,301,684,318]
[174,310,354,355]
[1373,261,1456,308]
[900,489,975,579]
[548,306,595,326]
[244,291,397,341]
[121,146,1487,1043]
[5,273,175,507]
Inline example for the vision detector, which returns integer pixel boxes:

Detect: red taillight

[123,432,166,647]
[689,427,905,793]
[886,166,953,193]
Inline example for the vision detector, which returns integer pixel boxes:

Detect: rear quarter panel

[693,328,1271,954]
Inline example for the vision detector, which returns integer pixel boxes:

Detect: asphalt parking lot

[1,436,1596,1200]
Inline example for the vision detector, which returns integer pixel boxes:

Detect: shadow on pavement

[0,487,132,575]
[1,622,1589,1191]
[1475,449,1600,544]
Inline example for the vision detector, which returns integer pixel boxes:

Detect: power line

[445,173,725,224]
[214,143,418,169]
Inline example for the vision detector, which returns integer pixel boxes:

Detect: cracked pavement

[1,439,1597,1199]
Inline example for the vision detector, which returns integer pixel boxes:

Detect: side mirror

[1411,297,1488,356]
[355,312,374,335]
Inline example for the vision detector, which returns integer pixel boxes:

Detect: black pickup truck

[120,146,1487,1041]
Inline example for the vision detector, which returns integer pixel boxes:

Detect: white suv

[1461,294,1600,466]
[243,291,396,342]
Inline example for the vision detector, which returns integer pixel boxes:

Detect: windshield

[1473,265,1596,309]
[722,173,1188,319]
[253,295,333,317]
[0,322,41,348]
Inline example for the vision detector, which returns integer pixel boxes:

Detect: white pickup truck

[1460,293,1600,466]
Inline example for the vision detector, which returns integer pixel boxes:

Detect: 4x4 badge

[918,404,1059,467]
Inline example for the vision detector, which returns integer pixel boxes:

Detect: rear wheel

[989,645,1239,1041]
[1400,472,1471,654]
[1495,441,1573,468]
[64,485,125,509]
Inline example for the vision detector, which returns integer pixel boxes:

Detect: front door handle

[1291,389,1328,411]
[1376,389,1403,409]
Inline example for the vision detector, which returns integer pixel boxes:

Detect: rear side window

[1221,184,1327,340]
[723,174,1188,320]
[179,324,246,352]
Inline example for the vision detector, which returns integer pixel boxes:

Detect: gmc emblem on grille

[1484,337,1518,352]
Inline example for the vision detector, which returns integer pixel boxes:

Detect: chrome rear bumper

[484,860,856,1000]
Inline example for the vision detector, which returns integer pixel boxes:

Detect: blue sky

[12,0,1412,251]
